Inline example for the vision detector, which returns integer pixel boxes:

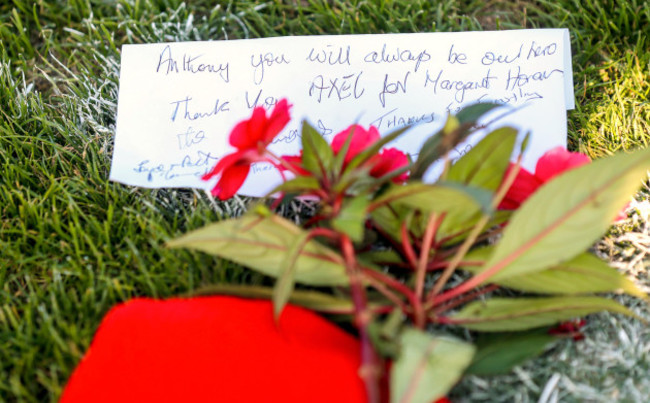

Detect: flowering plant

[169,99,648,403]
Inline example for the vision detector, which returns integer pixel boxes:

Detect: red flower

[282,124,409,184]
[281,152,311,176]
[499,147,590,210]
[202,99,291,200]
[331,124,381,164]
[369,147,410,182]
[548,319,586,341]
[61,297,366,403]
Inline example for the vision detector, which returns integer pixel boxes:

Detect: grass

[1,0,648,401]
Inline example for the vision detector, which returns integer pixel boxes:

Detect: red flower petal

[201,151,243,181]
[229,106,268,150]
[499,164,543,210]
[263,99,292,143]
[229,100,292,150]
[61,297,366,403]
[204,99,293,200]
[369,147,409,183]
[281,152,311,176]
[210,163,250,200]
[534,146,590,182]
[548,319,586,342]
[331,125,381,164]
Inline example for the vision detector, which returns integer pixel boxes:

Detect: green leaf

[455,102,501,124]
[252,203,273,217]
[375,181,493,216]
[381,309,405,340]
[466,330,556,375]
[167,215,348,286]
[333,125,413,193]
[375,181,493,243]
[369,204,416,242]
[441,115,460,134]
[481,146,650,282]
[408,129,454,180]
[368,311,404,358]
[335,168,376,195]
[273,232,310,319]
[191,284,355,313]
[410,103,502,179]
[519,131,532,154]
[269,175,321,194]
[447,127,518,191]
[331,195,369,242]
[451,296,640,332]
[332,124,355,174]
[463,250,646,297]
[391,329,475,403]
[438,210,511,246]
[301,120,334,178]
[358,249,403,266]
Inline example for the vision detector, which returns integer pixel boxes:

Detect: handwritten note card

[109,29,574,196]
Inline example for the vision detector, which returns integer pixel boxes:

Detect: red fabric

[202,99,291,199]
[499,146,590,210]
[61,296,366,403]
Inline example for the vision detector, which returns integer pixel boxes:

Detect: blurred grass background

[1,1,648,401]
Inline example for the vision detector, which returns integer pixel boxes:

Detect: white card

[109,29,574,197]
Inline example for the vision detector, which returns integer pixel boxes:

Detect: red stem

[303,214,327,228]
[359,266,417,307]
[371,305,395,315]
[269,192,286,210]
[362,274,411,315]
[427,260,483,271]
[413,214,442,328]
[400,221,419,270]
[430,284,499,316]
[341,236,381,403]
[308,227,341,241]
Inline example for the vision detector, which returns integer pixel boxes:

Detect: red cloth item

[61,296,366,403]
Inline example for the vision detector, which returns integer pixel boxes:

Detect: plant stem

[425,155,525,308]
[362,274,411,314]
[414,213,441,328]
[427,259,483,271]
[415,214,440,299]
[263,150,330,200]
[430,284,499,316]
[360,266,417,306]
[400,221,418,270]
[264,149,301,176]
[425,214,490,307]
[342,235,381,403]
